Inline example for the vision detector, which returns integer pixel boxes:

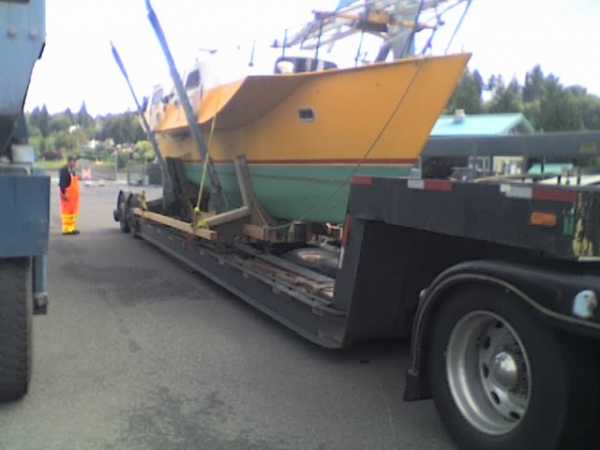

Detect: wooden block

[133,209,218,241]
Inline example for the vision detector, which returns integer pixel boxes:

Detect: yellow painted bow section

[152,52,470,167]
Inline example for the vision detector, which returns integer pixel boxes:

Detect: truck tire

[428,285,599,450]
[0,258,32,402]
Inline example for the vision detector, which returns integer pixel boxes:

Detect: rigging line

[355,30,366,67]
[281,29,288,58]
[314,19,325,62]
[265,59,428,231]
[420,4,442,56]
[445,0,473,54]
[401,0,426,58]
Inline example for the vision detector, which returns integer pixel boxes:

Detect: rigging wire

[355,30,366,67]
[445,0,473,54]
[401,0,427,58]
[420,4,442,56]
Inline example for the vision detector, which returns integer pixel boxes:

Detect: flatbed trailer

[115,163,600,450]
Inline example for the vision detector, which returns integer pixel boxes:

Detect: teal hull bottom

[184,163,413,224]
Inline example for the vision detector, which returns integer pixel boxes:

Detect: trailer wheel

[428,286,598,450]
[0,258,32,402]
[118,199,130,233]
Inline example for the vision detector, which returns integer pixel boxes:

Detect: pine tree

[539,75,583,131]
[446,69,483,114]
[523,65,545,103]
[488,77,522,113]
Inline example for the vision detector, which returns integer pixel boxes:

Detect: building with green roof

[431,111,535,137]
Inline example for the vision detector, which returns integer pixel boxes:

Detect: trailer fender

[404,259,600,402]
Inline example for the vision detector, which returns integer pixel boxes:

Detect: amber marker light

[530,212,557,227]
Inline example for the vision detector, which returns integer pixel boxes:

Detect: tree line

[445,65,600,132]
[26,102,150,164]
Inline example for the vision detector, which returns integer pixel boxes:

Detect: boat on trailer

[143,0,472,224]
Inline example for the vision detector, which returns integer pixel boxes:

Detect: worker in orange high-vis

[58,156,80,235]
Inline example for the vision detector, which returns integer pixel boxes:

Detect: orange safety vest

[59,171,80,233]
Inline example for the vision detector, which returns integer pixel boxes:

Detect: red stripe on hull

[206,158,418,166]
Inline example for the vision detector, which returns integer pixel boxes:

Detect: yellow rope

[192,83,224,231]
[139,190,148,211]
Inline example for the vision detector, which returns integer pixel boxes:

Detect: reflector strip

[407,179,453,191]
[502,185,532,199]
[532,188,578,203]
[407,179,424,189]
[501,184,577,203]
[352,176,373,185]
[425,180,453,191]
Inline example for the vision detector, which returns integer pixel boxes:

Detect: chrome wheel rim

[446,311,531,436]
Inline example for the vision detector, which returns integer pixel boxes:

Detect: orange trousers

[59,174,80,233]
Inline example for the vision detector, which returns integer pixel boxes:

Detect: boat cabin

[142,53,339,132]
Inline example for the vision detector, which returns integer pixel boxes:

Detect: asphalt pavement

[0,181,457,450]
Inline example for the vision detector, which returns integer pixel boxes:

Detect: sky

[23,0,600,116]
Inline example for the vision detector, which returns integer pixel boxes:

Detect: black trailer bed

[118,174,600,349]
